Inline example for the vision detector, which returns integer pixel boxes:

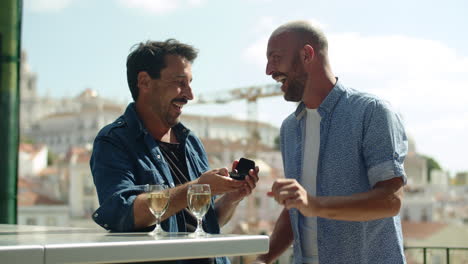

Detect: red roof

[17,178,65,206]
[19,143,46,158]
[402,221,447,240]
[65,146,91,163]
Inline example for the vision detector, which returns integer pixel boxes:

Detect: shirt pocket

[142,169,167,186]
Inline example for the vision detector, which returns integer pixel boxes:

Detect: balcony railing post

[423,247,427,264]
[446,247,450,264]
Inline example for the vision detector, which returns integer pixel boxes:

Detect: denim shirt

[280,80,407,264]
[90,103,229,264]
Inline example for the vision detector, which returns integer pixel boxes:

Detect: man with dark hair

[91,39,259,264]
[255,21,407,264]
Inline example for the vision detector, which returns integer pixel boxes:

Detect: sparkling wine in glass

[146,184,170,237]
[187,184,211,237]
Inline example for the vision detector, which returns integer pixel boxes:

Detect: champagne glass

[146,184,170,237]
[187,184,211,237]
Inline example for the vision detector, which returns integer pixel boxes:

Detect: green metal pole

[0,0,22,224]
[423,247,427,264]
[446,248,450,264]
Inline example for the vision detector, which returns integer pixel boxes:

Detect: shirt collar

[123,103,146,138]
[294,78,346,120]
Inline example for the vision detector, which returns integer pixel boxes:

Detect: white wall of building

[431,169,450,186]
[18,205,70,227]
[69,162,99,218]
[18,145,48,177]
[401,196,435,222]
[27,104,124,154]
[182,115,279,149]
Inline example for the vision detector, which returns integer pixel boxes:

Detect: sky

[22,0,468,173]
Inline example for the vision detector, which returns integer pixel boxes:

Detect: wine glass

[146,184,170,237]
[187,184,211,237]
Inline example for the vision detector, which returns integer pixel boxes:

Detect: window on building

[421,208,429,222]
[78,122,85,129]
[84,200,95,216]
[46,216,57,226]
[26,218,37,225]
[403,208,410,221]
[255,196,261,207]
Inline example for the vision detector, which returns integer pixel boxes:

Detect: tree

[422,155,442,183]
[20,135,35,144]
[273,135,280,151]
[47,150,59,166]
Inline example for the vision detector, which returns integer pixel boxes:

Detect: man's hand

[267,179,318,217]
[196,168,244,195]
[223,160,260,204]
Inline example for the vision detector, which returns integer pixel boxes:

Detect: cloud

[118,0,207,14]
[329,33,468,79]
[243,0,275,2]
[243,19,468,172]
[25,0,74,13]
[187,0,208,6]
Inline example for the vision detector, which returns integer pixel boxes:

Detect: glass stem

[155,216,161,231]
[197,217,203,232]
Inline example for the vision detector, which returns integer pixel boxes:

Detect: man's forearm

[257,208,293,264]
[314,177,404,221]
[214,194,240,227]
[133,181,194,230]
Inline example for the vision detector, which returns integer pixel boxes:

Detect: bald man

[256,21,407,264]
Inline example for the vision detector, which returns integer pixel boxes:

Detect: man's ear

[301,44,315,64]
[137,71,151,94]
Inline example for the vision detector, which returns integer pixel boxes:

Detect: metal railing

[234,246,468,264]
[405,247,468,264]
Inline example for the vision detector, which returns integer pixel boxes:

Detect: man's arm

[214,163,259,227]
[214,175,254,227]
[269,176,404,221]
[254,208,293,264]
[213,194,241,228]
[133,168,245,230]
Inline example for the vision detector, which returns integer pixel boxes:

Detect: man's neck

[135,102,176,143]
[302,68,336,109]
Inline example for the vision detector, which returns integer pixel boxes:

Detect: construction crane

[194,83,282,232]
[194,83,282,158]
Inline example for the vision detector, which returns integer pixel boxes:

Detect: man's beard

[284,77,305,102]
[284,65,306,102]
[150,104,180,128]
[165,111,180,128]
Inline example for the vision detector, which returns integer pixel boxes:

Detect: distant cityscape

[17,52,468,262]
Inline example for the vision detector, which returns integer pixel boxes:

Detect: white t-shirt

[300,108,321,264]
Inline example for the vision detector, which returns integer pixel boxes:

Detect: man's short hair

[272,20,328,52]
[126,39,198,101]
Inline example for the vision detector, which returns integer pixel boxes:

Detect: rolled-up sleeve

[362,100,408,188]
[91,135,144,232]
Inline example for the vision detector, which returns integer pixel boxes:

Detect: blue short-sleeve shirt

[280,80,408,264]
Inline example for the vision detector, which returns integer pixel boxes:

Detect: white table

[0,224,269,264]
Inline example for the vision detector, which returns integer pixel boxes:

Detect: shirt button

[104,224,108,228]
[93,213,98,218]
[157,155,161,159]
